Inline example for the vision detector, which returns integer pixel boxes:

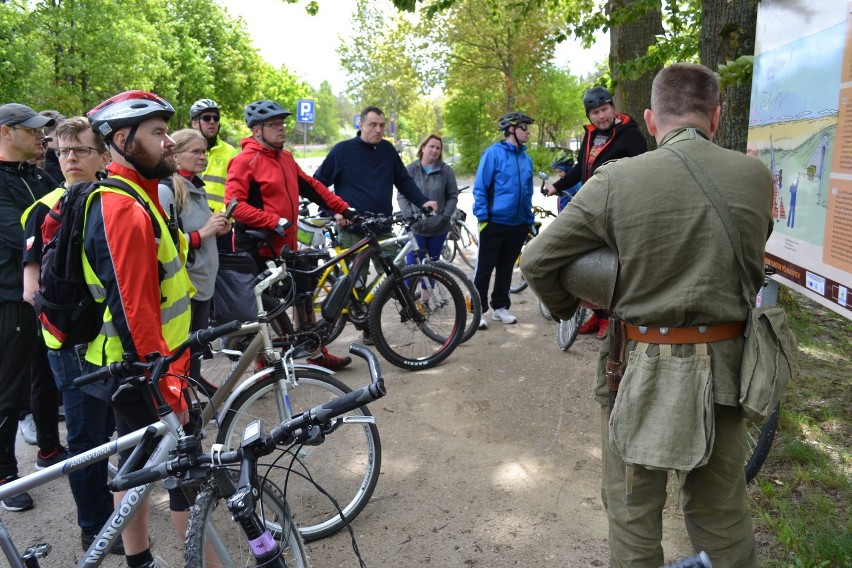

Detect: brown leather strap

[624,321,745,344]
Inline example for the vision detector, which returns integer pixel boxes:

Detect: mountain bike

[259,212,467,371]
[95,343,386,568]
[440,186,477,269]
[206,261,381,542]
[314,212,482,345]
[0,322,241,568]
[557,304,589,351]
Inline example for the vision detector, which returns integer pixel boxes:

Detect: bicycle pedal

[23,542,51,560]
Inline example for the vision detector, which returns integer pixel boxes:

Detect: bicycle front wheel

[455,222,478,269]
[557,306,587,351]
[426,260,482,343]
[510,249,528,293]
[440,238,456,263]
[745,403,779,483]
[216,370,381,541]
[185,478,310,568]
[369,264,466,370]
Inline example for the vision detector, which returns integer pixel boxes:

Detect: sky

[219,0,609,94]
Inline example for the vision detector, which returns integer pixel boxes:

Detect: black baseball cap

[0,103,56,128]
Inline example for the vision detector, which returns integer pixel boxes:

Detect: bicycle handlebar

[72,320,243,388]
[111,343,386,491]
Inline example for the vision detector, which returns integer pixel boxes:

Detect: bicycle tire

[510,247,528,293]
[426,260,482,343]
[557,306,587,351]
[745,402,779,483]
[368,264,466,371]
[455,223,478,270]
[216,369,381,541]
[539,300,552,321]
[312,267,348,345]
[441,238,456,263]
[185,477,310,568]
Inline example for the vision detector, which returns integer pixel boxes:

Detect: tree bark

[700,0,758,152]
[608,0,663,149]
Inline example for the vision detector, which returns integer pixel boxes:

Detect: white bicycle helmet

[190,98,220,119]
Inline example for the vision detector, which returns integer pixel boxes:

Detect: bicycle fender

[214,364,335,426]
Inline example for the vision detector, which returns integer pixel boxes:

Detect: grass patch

[750,288,852,567]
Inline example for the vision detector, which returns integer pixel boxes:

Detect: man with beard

[84,90,194,568]
[189,98,237,211]
[544,86,647,338]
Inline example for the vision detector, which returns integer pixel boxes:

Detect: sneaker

[361,329,375,346]
[478,317,488,330]
[81,528,126,555]
[596,318,610,339]
[18,414,37,445]
[138,556,169,568]
[307,347,352,371]
[491,308,517,324]
[35,445,67,469]
[579,313,602,335]
[0,475,34,512]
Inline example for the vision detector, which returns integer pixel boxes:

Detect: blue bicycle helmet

[551,151,574,172]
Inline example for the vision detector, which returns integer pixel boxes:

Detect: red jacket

[225,137,349,254]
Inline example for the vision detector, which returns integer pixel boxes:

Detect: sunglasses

[199,114,219,123]
[516,123,529,132]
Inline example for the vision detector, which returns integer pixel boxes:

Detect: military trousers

[600,403,756,567]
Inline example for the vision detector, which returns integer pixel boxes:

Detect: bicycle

[440,185,478,269]
[259,212,467,371]
[91,343,387,568]
[314,212,482,345]
[0,321,241,568]
[510,204,557,294]
[557,304,590,351]
[205,261,382,542]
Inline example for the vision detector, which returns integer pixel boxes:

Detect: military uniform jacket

[521,127,773,406]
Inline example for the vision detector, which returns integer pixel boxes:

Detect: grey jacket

[399,159,459,236]
[158,176,219,301]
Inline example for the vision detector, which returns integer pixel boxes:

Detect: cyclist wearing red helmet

[85,89,193,568]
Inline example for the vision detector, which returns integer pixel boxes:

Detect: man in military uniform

[521,63,773,567]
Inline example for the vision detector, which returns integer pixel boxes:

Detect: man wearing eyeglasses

[0,103,61,512]
[189,98,238,212]
[471,112,536,329]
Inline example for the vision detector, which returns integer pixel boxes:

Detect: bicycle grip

[73,361,127,387]
[110,463,168,491]
[195,320,242,345]
[660,552,712,568]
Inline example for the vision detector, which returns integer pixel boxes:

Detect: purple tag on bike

[249,531,277,555]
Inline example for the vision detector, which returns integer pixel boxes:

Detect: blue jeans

[47,347,115,533]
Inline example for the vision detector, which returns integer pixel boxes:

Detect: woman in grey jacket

[158,129,231,393]
[398,133,459,264]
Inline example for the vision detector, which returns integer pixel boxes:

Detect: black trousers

[0,302,37,477]
[473,222,528,312]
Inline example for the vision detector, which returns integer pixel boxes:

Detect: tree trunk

[700,0,758,152]
[608,0,663,149]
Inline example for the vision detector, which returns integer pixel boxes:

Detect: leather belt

[624,321,745,344]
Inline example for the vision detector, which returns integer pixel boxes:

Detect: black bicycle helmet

[88,90,175,139]
[497,111,535,132]
[190,98,220,119]
[583,87,614,114]
[245,100,292,128]
[551,151,574,172]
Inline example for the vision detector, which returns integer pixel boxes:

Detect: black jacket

[0,160,56,302]
[553,113,647,193]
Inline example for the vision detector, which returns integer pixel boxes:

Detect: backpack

[34,178,161,348]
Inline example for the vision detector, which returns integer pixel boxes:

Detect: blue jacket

[473,140,534,226]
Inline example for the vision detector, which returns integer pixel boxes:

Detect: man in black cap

[0,102,64,512]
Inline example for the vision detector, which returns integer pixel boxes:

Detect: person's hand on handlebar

[334,206,357,228]
[544,183,559,196]
[422,200,438,212]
